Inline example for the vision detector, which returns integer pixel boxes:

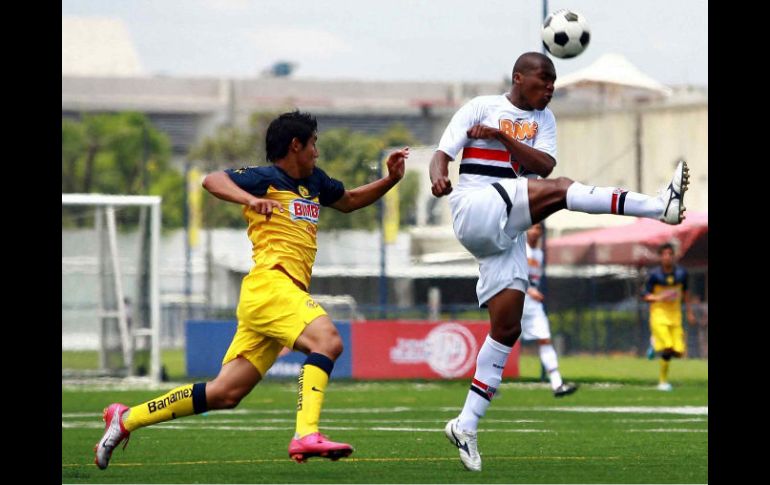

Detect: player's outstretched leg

[93,382,210,470]
[564,160,690,225]
[444,417,481,471]
[94,403,131,470]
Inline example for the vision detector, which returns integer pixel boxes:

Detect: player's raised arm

[202,171,283,219]
[330,147,409,213]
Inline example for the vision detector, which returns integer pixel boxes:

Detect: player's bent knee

[553,177,574,193]
[324,337,344,360]
[492,324,521,347]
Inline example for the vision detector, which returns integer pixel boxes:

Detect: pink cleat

[94,403,131,470]
[288,432,354,463]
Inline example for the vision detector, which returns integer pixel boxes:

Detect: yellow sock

[659,359,670,384]
[295,353,334,438]
[123,383,208,432]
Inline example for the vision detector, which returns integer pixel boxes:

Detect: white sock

[539,344,563,390]
[457,335,512,431]
[566,182,663,218]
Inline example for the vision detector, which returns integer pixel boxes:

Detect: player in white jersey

[432,52,689,472]
[521,223,577,398]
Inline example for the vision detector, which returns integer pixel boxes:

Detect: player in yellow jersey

[642,243,696,391]
[94,111,409,469]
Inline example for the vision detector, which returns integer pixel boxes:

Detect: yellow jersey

[644,266,688,326]
[225,165,345,290]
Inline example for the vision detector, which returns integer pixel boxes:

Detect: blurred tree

[318,123,419,230]
[61,119,85,194]
[188,111,278,227]
[379,123,420,227]
[188,114,421,231]
[61,113,183,227]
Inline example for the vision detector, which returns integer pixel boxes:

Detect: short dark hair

[265,110,317,162]
[658,242,675,254]
[512,52,554,76]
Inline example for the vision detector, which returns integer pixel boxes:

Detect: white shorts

[449,178,533,306]
[521,299,552,340]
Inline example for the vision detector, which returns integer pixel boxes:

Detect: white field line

[61,414,542,424]
[62,421,551,433]
[63,405,707,419]
[63,454,624,468]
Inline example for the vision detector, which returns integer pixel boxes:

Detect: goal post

[62,193,163,383]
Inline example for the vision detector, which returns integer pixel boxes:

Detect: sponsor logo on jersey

[289,198,320,223]
[499,119,539,141]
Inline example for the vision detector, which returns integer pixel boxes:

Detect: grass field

[62,356,707,483]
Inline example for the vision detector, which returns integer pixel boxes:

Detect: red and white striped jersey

[437,94,557,190]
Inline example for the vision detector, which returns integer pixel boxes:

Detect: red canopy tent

[546,212,708,267]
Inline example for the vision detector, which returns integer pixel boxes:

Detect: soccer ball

[541,9,590,59]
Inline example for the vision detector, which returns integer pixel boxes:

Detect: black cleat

[554,383,578,398]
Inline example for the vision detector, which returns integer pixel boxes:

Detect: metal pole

[106,206,133,375]
[96,207,107,371]
[183,161,192,315]
[378,151,387,318]
[150,201,162,382]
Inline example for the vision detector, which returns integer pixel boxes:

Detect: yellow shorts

[222,269,327,377]
[651,322,686,354]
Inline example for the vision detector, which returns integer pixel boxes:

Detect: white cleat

[659,160,689,225]
[94,403,131,470]
[657,382,673,391]
[444,417,481,471]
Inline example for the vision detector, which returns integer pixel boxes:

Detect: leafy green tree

[379,124,420,226]
[61,113,183,227]
[188,112,278,227]
[62,119,85,194]
[317,123,419,230]
[188,114,421,231]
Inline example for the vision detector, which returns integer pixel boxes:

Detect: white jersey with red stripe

[437,94,557,191]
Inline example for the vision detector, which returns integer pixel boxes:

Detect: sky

[61,0,708,86]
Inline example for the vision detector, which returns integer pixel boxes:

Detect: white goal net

[62,194,163,382]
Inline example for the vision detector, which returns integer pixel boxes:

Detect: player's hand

[386,147,409,183]
[431,175,452,197]
[661,290,679,301]
[687,311,697,325]
[467,124,499,140]
[527,287,545,302]
[247,197,283,221]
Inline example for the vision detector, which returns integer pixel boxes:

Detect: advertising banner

[351,320,520,379]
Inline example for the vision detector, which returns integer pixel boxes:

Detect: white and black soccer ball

[541,9,590,59]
